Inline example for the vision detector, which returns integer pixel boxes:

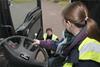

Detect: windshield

[10,0,37,29]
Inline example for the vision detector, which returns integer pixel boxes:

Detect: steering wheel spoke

[27,44,33,50]
[32,48,39,59]
[20,37,25,46]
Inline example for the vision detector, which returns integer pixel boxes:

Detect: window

[10,0,37,29]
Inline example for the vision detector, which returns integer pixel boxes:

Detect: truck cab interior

[0,0,99,67]
[0,0,48,67]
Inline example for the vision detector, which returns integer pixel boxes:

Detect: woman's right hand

[32,39,40,45]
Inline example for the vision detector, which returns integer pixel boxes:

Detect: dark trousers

[48,56,65,67]
[46,49,54,58]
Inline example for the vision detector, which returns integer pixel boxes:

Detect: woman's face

[63,19,82,36]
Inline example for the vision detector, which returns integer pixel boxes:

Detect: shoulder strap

[63,27,88,56]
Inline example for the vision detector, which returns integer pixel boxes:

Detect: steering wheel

[0,36,48,67]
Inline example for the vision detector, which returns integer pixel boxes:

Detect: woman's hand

[32,39,40,45]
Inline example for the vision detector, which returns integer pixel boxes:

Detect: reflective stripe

[79,42,100,55]
[43,33,58,41]
[63,63,73,67]
[52,34,58,41]
[79,37,100,50]
[43,33,47,40]
[79,37,100,63]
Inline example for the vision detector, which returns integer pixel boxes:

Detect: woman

[33,1,100,67]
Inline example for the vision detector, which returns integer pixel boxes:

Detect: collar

[64,27,88,56]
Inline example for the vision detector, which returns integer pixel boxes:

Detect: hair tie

[85,17,88,21]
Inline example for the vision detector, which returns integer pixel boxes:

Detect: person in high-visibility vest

[43,28,59,57]
[43,28,59,41]
[33,1,100,67]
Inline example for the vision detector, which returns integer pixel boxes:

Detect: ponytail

[62,1,100,41]
[86,18,100,41]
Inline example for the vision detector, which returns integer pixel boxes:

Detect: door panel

[16,7,43,39]
[10,0,37,29]
[9,0,43,39]
[16,8,43,39]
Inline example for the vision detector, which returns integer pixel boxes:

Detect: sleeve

[40,40,58,51]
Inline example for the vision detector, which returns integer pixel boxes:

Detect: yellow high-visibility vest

[43,33,58,41]
[63,63,73,67]
[63,37,100,67]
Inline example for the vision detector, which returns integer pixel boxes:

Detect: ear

[67,21,72,27]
